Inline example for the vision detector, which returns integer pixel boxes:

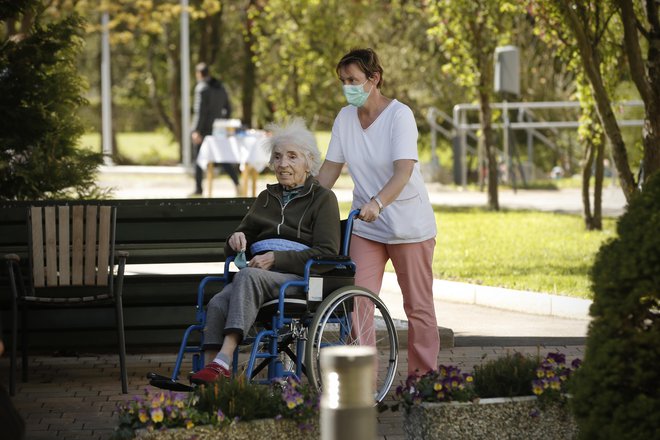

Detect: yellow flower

[433,382,443,391]
[151,408,164,423]
[186,420,195,429]
[138,410,149,424]
[287,401,297,409]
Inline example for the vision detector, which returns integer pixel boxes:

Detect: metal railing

[428,100,644,187]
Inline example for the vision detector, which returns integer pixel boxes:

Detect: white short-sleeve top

[326,99,437,244]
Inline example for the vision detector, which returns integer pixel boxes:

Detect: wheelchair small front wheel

[304,286,399,404]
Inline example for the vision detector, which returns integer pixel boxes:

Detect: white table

[197,130,269,197]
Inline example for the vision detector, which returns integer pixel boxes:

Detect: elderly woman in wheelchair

[190,117,341,385]
[150,118,399,403]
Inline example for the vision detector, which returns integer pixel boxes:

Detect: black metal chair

[4,205,129,395]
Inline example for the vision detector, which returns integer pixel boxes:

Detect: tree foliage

[527,0,660,200]
[0,4,104,200]
[428,0,521,210]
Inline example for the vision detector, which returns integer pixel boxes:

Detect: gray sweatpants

[203,267,303,347]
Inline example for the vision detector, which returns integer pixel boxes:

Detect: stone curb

[433,278,591,319]
[381,272,592,320]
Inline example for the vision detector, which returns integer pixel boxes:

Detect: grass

[79,132,180,165]
[84,131,616,300]
[79,130,331,166]
[339,203,616,299]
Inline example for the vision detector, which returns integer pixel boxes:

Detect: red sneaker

[190,362,231,385]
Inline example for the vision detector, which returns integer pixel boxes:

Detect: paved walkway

[0,344,585,440]
[0,166,601,439]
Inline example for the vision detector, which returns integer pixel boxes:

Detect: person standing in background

[317,47,439,375]
[191,62,240,196]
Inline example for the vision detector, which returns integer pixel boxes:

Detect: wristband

[371,196,384,214]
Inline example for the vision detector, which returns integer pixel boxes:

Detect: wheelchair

[148,210,399,403]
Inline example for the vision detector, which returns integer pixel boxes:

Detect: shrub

[0,4,106,200]
[571,172,660,439]
[472,352,539,398]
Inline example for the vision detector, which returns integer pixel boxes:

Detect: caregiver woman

[317,47,439,375]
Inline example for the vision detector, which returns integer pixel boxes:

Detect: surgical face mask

[343,79,372,107]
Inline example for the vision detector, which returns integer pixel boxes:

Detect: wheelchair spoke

[304,286,398,404]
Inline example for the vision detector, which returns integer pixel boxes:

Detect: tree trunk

[164,26,182,162]
[617,0,660,184]
[241,0,258,127]
[593,136,604,230]
[581,135,594,229]
[557,0,638,201]
[477,58,498,211]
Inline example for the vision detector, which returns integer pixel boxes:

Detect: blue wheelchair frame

[148,210,361,390]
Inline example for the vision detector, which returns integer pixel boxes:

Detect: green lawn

[79,132,180,165]
[339,203,615,299]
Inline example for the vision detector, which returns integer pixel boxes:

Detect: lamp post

[180,0,191,167]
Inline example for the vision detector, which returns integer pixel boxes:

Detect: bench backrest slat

[44,207,58,286]
[58,206,70,285]
[30,207,45,287]
[83,205,98,285]
[72,206,84,285]
[96,206,112,285]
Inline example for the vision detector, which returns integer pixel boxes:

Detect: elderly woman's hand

[249,252,275,270]
[228,232,247,252]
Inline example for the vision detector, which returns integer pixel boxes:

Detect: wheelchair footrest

[147,372,194,392]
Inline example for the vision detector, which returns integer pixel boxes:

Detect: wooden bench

[0,198,254,351]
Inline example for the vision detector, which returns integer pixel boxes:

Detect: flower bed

[134,418,319,440]
[404,396,577,440]
[393,352,581,440]
[112,376,318,440]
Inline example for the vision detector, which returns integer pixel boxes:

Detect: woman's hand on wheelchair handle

[358,199,380,222]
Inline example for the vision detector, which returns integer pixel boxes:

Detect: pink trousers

[349,234,439,375]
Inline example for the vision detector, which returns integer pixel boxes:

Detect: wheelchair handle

[341,209,361,256]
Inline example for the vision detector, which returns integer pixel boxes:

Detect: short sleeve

[325,112,346,164]
[391,105,419,162]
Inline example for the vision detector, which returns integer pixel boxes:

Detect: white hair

[265,117,321,176]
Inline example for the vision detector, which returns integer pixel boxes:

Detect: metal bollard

[320,346,377,440]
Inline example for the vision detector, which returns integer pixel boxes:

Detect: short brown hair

[336,48,384,89]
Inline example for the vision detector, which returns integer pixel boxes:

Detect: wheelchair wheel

[304,286,398,403]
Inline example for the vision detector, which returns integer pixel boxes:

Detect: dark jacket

[225,176,341,275]
[191,77,231,137]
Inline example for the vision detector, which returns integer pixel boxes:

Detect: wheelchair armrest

[311,254,352,263]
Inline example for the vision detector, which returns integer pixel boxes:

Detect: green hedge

[572,172,660,439]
